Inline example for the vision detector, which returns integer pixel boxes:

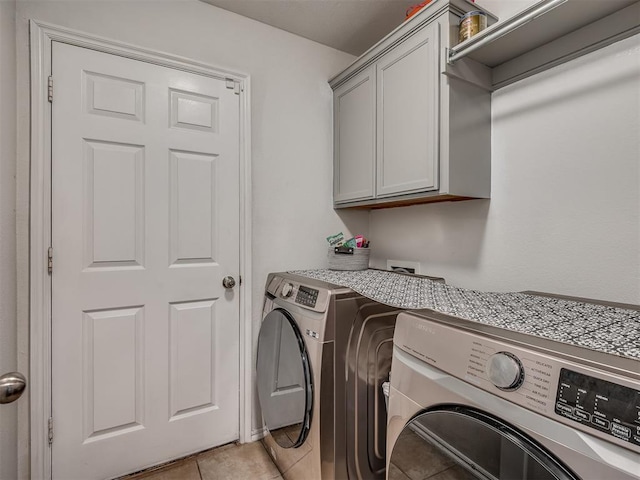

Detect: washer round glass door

[257,308,313,448]
[389,406,579,480]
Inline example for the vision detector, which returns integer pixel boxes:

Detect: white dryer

[387,295,640,480]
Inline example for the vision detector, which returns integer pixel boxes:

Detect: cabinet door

[376,23,439,197]
[333,66,376,203]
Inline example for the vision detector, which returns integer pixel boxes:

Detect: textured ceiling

[199,0,417,56]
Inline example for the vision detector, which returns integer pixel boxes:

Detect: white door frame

[29,20,253,480]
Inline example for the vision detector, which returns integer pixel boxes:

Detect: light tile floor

[388,429,474,480]
[119,431,470,480]
[120,442,282,480]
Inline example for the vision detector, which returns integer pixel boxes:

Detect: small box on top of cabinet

[330,0,496,209]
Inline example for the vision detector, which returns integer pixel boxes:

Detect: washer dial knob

[487,352,524,391]
[281,283,294,298]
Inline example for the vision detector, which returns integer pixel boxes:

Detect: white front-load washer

[387,295,640,480]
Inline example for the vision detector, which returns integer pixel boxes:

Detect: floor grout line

[195,455,203,480]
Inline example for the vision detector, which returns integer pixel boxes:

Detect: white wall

[0,1,18,479]
[370,34,640,304]
[15,0,365,454]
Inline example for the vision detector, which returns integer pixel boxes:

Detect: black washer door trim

[391,404,580,480]
[256,307,313,448]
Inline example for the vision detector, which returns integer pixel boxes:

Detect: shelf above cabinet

[448,0,640,89]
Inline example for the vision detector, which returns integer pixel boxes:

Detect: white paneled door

[51,42,240,479]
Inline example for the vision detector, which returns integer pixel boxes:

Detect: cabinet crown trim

[329,0,494,89]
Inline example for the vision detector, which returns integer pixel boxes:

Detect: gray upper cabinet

[333,66,376,203]
[376,23,439,198]
[331,0,494,209]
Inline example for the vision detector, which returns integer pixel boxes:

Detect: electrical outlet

[387,260,421,274]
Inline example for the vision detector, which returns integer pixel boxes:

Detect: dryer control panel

[555,368,640,448]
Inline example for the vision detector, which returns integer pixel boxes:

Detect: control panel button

[592,416,610,430]
[487,352,525,391]
[611,423,631,439]
[281,283,294,298]
[306,329,319,339]
[574,409,591,422]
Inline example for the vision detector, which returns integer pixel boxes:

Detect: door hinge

[48,247,53,275]
[225,78,240,95]
[48,76,53,103]
[48,417,53,445]
[239,275,242,286]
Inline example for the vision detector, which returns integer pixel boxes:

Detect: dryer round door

[257,308,313,448]
[389,406,579,480]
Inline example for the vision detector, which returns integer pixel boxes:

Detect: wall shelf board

[449,0,640,89]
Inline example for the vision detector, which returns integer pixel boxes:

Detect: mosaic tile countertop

[290,269,640,360]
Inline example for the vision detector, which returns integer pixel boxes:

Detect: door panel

[169,150,218,265]
[333,66,376,203]
[51,41,240,479]
[84,139,145,268]
[377,24,439,197]
[169,299,217,418]
[83,306,144,440]
[85,72,144,120]
[170,89,219,133]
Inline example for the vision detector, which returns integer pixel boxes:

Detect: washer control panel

[394,312,640,454]
[555,368,640,448]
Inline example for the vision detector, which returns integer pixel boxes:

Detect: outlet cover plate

[387,260,421,274]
